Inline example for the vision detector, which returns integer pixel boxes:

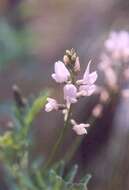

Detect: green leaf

[80,174,92,185]
[24,91,49,126]
[53,160,65,177]
[18,172,37,190]
[65,164,78,183]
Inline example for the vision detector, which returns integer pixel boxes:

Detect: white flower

[51,61,70,83]
[64,84,77,104]
[79,84,96,96]
[71,119,90,135]
[77,61,97,96]
[45,98,58,112]
[105,31,129,61]
[82,61,98,85]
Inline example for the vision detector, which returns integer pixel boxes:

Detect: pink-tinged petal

[83,60,91,81]
[79,84,96,96]
[52,61,70,83]
[88,71,98,84]
[81,60,98,85]
[72,123,90,135]
[73,125,87,135]
[45,98,58,112]
[51,73,58,82]
[64,84,77,104]
[71,119,90,135]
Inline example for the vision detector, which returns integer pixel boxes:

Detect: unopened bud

[63,55,70,65]
[74,57,80,72]
[12,85,27,108]
[71,52,77,62]
[66,50,71,56]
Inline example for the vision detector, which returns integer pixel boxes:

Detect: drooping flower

[71,119,90,135]
[51,61,70,83]
[77,61,97,96]
[45,98,58,112]
[64,84,77,104]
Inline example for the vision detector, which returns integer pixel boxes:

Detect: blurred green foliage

[0,88,91,189]
[0,19,32,70]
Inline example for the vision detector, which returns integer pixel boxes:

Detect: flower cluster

[99,31,129,92]
[45,49,98,135]
[91,30,129,120]
[104,31,129,62]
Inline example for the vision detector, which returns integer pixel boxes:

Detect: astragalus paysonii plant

[0,48,99,189]
[45,49,98,135]
[44,49,98,168]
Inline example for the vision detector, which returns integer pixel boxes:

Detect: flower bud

[12,85,27,108]
[74,57,80,72]
[71,52,77,62]
[63,55,70,65]
[66,50,71,56]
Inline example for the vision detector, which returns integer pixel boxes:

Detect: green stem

[64,136,82,164]
[44,105,72,169]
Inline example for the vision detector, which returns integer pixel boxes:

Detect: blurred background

[1,0,129,190]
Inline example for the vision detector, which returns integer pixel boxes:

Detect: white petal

[45,98,58,112]
[88,71,98,84]
[52,61,70,83]
[79,84,96,96]
[73,125,87,135]
[51,73,58,81]
[83,61,91,81]
[64,84,77,104]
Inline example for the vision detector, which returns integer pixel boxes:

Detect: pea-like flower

[51,61,70,83]
[45,49,98,136]
[82,61,98,85]
[77,61,97,96]
[45,98,58,112]
[64,84,77,104]
[79,84,96,96]
[71,119,90,135]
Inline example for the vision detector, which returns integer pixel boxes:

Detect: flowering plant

[0,49,98,190]
[44,49,97,168]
